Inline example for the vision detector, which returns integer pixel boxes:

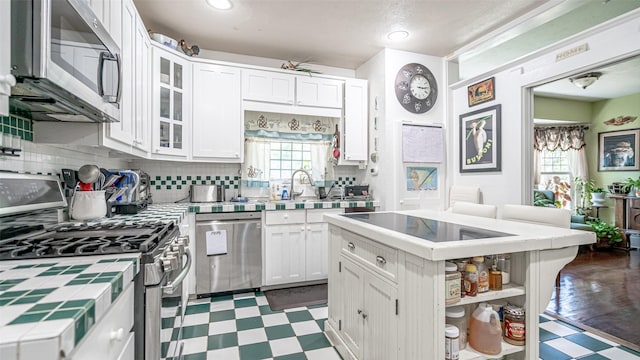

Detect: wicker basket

[608,182,628,194]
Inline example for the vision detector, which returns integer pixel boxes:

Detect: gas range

[0,172,190,360]
[0,221,178,260]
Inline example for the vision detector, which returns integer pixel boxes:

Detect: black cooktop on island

[342,213,514,242]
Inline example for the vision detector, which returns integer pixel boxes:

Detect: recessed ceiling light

[387,30,409,41]
[206,0,232,10]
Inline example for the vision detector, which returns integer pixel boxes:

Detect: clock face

[395,63,438,114]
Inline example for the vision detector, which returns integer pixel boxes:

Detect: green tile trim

[295,203,305,209]
[332,202,341,208]
[255,204,265,211]
[314,203,322,209]
[275,203,286,210]
[9,312,49,325]
[234,205,245,212]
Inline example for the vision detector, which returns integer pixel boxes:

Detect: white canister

[70,190,107,220]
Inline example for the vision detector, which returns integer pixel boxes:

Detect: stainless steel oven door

[146,248,192,360]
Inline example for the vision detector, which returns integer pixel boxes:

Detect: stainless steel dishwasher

[195,211,262,294]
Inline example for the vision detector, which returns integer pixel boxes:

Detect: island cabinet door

[363,272,398,360]
[340,257,365,359]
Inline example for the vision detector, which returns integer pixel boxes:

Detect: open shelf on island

[460,340,525,360]
[448,283,526,307]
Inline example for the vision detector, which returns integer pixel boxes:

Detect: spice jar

[472,256,489,293]
[496,254,511,284]
[445,262,461,305]
[464,263,478,296]
[503,304,526,345]
[489,265,502,291]
[445,324,460,360]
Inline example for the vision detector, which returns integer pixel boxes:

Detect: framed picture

[467,77,495,107]
[598,129,640,171]
[406,166,438,191]
[460,104,501,173]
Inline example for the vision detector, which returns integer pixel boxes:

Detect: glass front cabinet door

[152,45,190,156]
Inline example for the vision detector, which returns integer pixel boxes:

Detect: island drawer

[341,230,398,281]
[265,210,306,225]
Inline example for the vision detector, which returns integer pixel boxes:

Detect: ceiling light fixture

[387,30,409,41]
[206,0,232,10]
[569,72,602,89]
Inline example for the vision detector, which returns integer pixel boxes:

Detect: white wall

[449,10,640,208]
[357,49,446,211]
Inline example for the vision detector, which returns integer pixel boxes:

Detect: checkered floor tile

[162,291,340,360]
[162,291,640,360]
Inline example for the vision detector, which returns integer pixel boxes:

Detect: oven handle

[163,249,192,293]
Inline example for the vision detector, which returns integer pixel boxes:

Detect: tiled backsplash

[1,138,129,176]
[133,159,365,203]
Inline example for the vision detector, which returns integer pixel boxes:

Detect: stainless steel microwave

[10,0,121,123]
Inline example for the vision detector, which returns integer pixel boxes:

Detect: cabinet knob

[362,313,368,319]
[110,328,124,341]
[0,74,16,96]
[376,256,387,265]
[357,309,362,314]
[347,242,355,250]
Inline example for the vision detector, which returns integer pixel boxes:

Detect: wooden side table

[608,194,640,250]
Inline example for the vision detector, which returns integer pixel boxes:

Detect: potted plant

[624,176,640,197]
[590,187,607,206]
[587,219,622,248]
[574,177,596,215]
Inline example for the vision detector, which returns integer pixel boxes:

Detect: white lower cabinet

[328,227,529,360]
[264,223,306,285]
[263,209,342,286]
[340,256,398,360]
[69,283,134,360]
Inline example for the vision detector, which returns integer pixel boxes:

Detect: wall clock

[394,63,438,114]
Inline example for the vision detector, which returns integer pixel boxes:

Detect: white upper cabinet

[109,0,135,146]
[132,13,150,152]
[151,45,191,157]
[88,0,122,47]
[242,69,295,104]
[296,76,343,108]
[192,63,242,161]
[0,0,13,116]
[342,78,368,163]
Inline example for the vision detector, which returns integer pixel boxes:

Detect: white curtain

[309,140,334,184]
[568,148,589,181]
[241,138,271,187]
[533,150,542,188]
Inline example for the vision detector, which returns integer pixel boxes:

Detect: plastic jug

[468,302,502,355]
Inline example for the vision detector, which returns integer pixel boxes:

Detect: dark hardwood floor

[545,246,640,350]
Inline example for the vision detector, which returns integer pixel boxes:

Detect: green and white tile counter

[0,255,139,360]
[99,200,379,221]
[186,199,379,213]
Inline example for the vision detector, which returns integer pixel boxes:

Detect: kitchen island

[323,209,595,360]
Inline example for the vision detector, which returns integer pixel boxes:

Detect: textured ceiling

[133,0,549,69]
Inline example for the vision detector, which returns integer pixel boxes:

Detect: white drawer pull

[110,328,124,341]
[376,256,387,265]
[347,242,355,250]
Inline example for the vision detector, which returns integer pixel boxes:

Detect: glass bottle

[473,256,489,293]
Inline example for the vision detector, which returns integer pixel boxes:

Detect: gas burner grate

[0,221,177,260]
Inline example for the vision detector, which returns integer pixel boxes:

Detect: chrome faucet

[291,169,314,200]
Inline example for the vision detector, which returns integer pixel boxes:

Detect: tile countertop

[0,254,140,360]
[84,199,379,223]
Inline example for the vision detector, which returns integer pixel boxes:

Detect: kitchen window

[269,142,312,180]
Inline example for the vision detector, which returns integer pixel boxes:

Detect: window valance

[533,126,586,151]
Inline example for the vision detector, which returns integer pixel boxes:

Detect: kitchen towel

[205,230,228,255]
